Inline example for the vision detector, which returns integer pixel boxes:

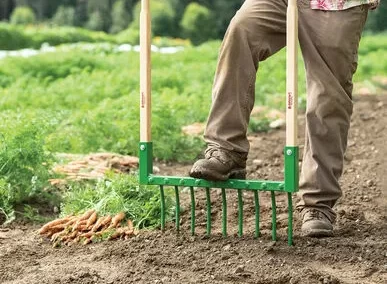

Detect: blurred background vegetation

[0,0,386,49]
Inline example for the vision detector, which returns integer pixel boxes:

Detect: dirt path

[1,94,386,284]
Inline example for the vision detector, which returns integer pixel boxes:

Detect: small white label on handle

[287,92,293,110]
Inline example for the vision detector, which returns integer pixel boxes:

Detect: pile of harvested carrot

[38,210,137,247]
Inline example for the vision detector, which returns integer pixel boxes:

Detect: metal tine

[254,191,260,238]
[271,191,277,241]
[221,188,227,237]
[237,189,243,237]
[174,186,180,231]
[205,187,211,236]
[190,186,195,236]
[288,192,293,245]
[160,185,166,231]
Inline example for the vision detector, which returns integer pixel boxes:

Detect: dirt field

[0,93,386,284]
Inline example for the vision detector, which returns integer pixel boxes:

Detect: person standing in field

[189,0,380,237]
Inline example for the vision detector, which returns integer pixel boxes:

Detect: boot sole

[189,167,246,181]
[301,228,334,238]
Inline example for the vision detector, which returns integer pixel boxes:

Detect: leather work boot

[301,208,334,237]
[189,148,247,181]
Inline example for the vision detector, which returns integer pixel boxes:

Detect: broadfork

[138,0,299,245]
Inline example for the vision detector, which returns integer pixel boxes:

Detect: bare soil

[0,93,386,284]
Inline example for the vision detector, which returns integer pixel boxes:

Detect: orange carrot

[86,211,98,229]
[44,224,67,237]
[79,209,95,221]
[78,224,89,231]
[122,220,134,236]
[93,215,112,232]
[91,216,105,232]
[68,230,79,239]
[70,210,95,232]
[72,236,81,244]
[63,216,78,228]
[50,231,67,242]
[80,231,95,238]
[101,215,112,228]
[108,228,125,240]
[72,219,87,232]
[60,234,71,243]
[38,217,72,235]
[109,212,125,228]
[127,220,134,231]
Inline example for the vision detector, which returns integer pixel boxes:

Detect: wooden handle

[140,0,151,142]
[286,0,298,146]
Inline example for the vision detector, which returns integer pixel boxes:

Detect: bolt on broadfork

[138,0,299,246]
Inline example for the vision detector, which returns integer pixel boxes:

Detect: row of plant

[0,23,190,51]
[1,35,386,158]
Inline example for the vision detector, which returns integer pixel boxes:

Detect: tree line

[0,0,386,45]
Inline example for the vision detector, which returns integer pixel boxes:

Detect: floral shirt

[310,0,380,10]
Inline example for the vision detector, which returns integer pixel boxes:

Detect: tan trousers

[204,0,368,221]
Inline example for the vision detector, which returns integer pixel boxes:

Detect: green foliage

[0,23,117,50]
[0,115,56,224]
[110,0,131,34]
[2,52,106,85]
[0,35,385,163]
[180,3,216,45]
[74,0,88,27]
[25,26,117,47]
[86,11,107,31]
[0,23,32,50]
[365,1,387,33]
[52,5,76,26]
[131,0,176,37]
[60,174,174,229]
[10,6,36,25]
[249,118,271,133]
[0,41,215,161]
[116,27,140,44]
[0,179,14,223]
[212,0,243,38]
[86,0,111,32]
[353,34,387,82]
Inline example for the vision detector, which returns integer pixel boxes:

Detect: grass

[0,31,386,225]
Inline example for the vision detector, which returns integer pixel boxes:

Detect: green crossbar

[139,142,299,245]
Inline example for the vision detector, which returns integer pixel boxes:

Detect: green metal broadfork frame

[139,143,299,245]
[138,0,299,245]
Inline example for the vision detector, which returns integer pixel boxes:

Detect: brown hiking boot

[301,208,334,237]
[189,148,247,181]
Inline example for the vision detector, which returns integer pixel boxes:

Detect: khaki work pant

[204,0,369,221]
